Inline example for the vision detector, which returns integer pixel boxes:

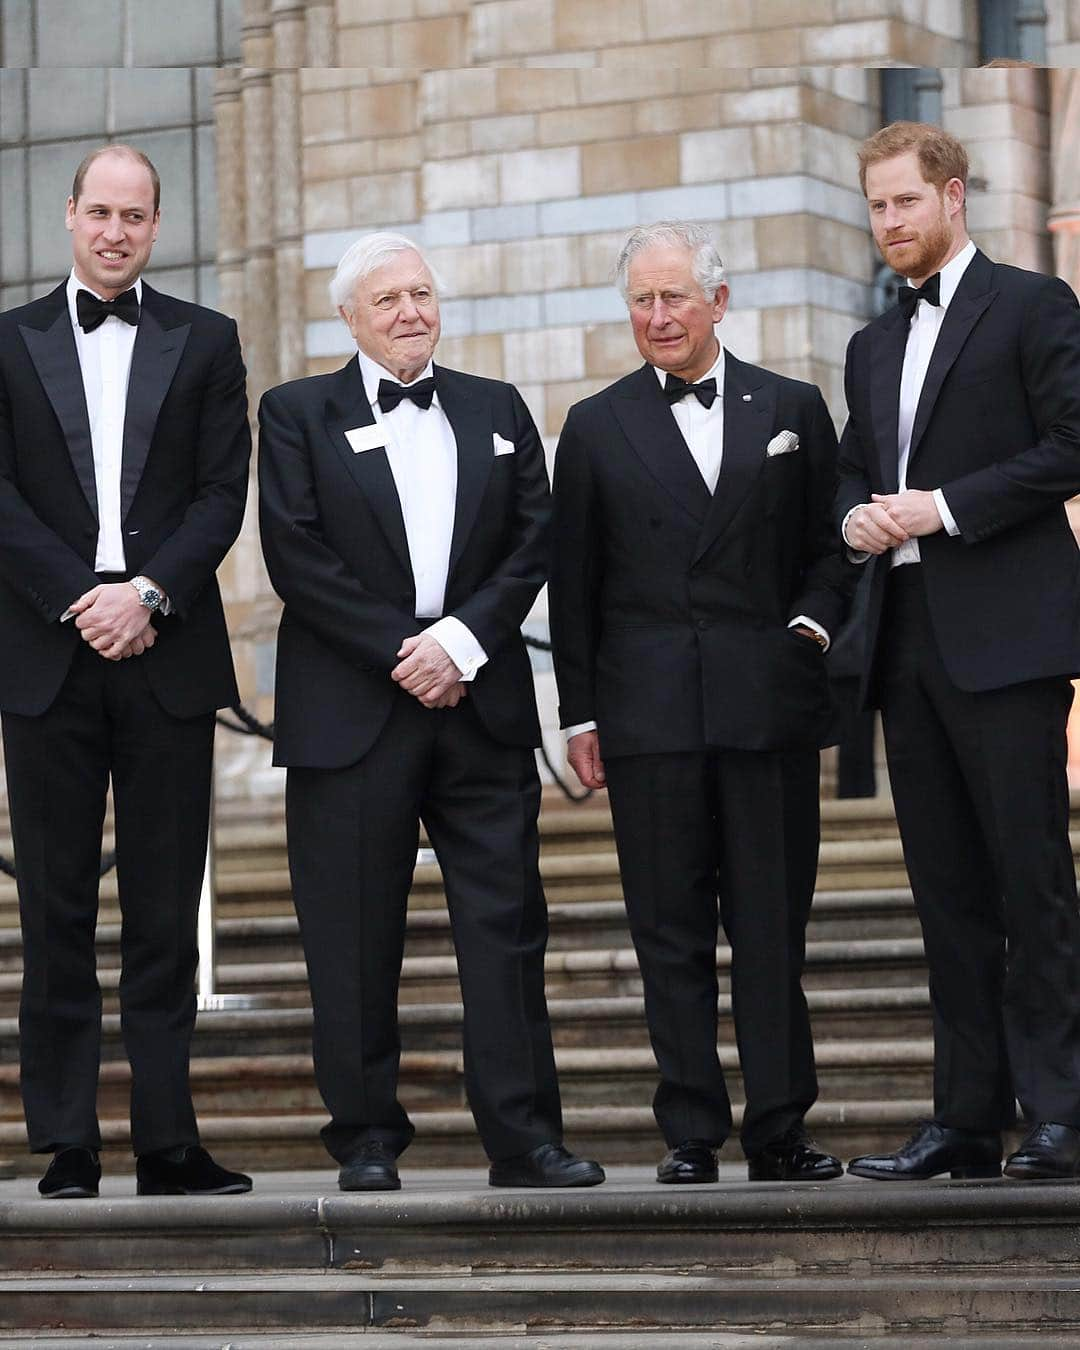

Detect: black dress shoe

[657,1140,718,1184]
[338,1141,401,1192]
[848,1120,1001,1181]
[489,1142,605,1188]
[747,1123,843,1182]
[136,1145,252,1196]
[1005,1122,1080,1180]
[38,1147,101,1199]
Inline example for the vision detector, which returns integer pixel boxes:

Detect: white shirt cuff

[564,721,598,740]
[424,616,488,682]
[934,487,959,537]
[788,615,830,651]
[841,504,872,564]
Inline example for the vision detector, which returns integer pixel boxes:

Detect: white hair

[614,221,726,301]
[328,231,445,314]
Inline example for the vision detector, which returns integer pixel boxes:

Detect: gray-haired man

[549,222,851,1183]
[258,232,603,1191]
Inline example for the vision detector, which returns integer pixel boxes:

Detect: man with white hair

[549,222,851,1184]
[258,232,604,1191]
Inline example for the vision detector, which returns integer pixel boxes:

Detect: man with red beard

[838,122,1080,1182]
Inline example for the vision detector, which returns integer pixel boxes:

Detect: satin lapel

[324,360,412,578]
[611,364,711,524]
[907,264,996,468]
[437,366,493,578]
[692,354,772,563]
[120,296,190,521]
[18,299,98,519]
[869,309,908,495]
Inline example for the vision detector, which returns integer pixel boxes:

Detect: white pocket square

[345,424,387,454]
[493,433,516,456]
[766,430,800,457]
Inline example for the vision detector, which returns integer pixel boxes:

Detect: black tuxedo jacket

[549,353,850,757]
[836,248,1080,704]
[0,281,250,717]
[257,358,549,769]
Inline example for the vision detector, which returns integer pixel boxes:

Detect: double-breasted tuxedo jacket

[548,352,851,1152]
[257,357,564,1164]
[836,247,1080,1130]
[0,280,250,1157]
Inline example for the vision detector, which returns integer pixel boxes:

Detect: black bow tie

[76,287,140,333]
[377,376,436,414]
[898,272,941,317]
[663,373,718,408]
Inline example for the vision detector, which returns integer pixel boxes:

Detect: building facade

[2,0,1080,794]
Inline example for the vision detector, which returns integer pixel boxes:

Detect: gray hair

[329,231,445,314]
[614,221,726,301]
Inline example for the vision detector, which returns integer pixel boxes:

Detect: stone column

[271,0,306,384]
[304,0,336,66]
[239,0,277,406]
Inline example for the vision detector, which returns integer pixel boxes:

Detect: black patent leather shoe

[489,1142,605,1188]
[136,1145,252,1196]
[848,1120,1001,1181]
[1004,1122,1080,1180]
[747,1123,843,1182]
[338,1140,401,1191]
[657,1140,718,1184]
[38,1147,101,1199]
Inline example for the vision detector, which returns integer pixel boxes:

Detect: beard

[877,210,953,280]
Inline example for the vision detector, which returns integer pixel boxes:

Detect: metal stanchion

[196,784,268,1013]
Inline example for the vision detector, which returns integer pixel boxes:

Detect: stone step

[13,1338,1073,1350]
[0,1037,939,1129]
[3,1177,1080,1336]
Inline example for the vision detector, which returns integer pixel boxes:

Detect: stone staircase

[4,789,1080,1345]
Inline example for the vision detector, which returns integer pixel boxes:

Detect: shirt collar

[651,343,726,394]
[904,239,976,312]
[67,268,143,317]
[356,348,437,409]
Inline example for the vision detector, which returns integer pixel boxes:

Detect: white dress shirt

[356,349,486,680]
[843,240,974,565]
[66,269,141,572]
[564,345,828,742]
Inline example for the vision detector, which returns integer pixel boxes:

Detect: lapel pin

[742,393,752,402]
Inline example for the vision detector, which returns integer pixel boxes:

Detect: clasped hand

[847,489,943,555]
[69,582,157,661]
[392,632,466,709]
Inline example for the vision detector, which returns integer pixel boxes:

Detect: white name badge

[345,424,387,454]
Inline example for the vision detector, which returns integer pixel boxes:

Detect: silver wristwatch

[130,575,163,612]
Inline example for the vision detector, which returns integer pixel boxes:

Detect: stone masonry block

[719,85,804,125]
[523,49,598,66]
[597,38,705,66]
[421,70,497,122]
[801,86,876,139]
[539,192,637,236]
[584,322,639,377]
[348,169,419,226]
[337,25,393,64]
[636,182,731,222]
[474,293,542,333]
[471,114,539,153]
[471,203,540,242]
[493,68,579,113]
[542,285,627,327]
[545,379,610,436]
[538,103,636,147]
[717,306,762,364]
[966,138,1050,201]
[435,333,504,378]
[338,0,416,20]
[391,15,467,64]
[805,124,865,191]
[635,94,723,136]
[642,0,752,39]
[303,90,349,145]
[799,18,892,61]
[680,127,756,185]
[554,0,645,48]
[582,135,679,196]
[946,102,1049,150]
[422,155,500,212]
[305,268,335,323]
[304,179,351,232]
[469,0,555,60]
[376,135,424,172]
[347,83,419,138]
[502,326,585,383]
[574,68,680,106]
[500,146,582,204]
[424,122,472,160]
[580,230,631,287]
[708,28,802,65]
[502,236,582,293]
[420,210,472,246]
[751,123,806,178]
[966,190,1053,238]
[303,141,377,182]
[427,242,502,297]
[959,67,1048,113]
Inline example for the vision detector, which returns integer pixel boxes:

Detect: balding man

[258,232,603,1192]
[0,145,252,1198]
[549,222,850,1184]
